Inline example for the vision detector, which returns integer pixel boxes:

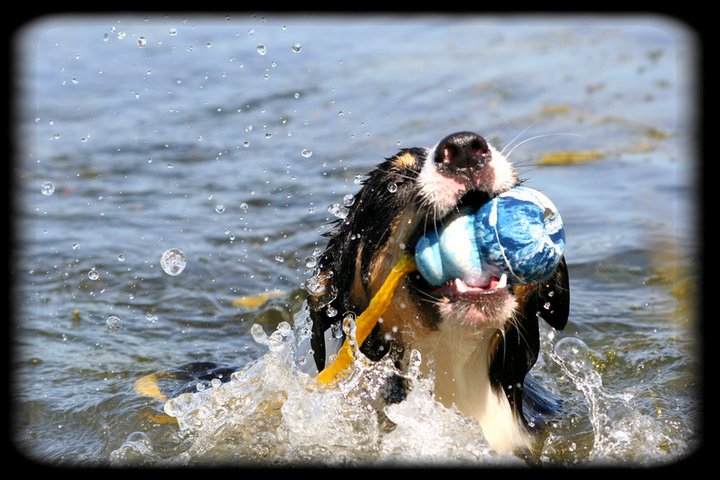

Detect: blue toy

[414,186,565,286]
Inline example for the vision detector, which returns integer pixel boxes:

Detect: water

[13,14,698,466]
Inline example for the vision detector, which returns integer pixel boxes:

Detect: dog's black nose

[434,131,491,172]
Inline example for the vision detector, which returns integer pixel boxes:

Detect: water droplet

[210,378,222,388]
[72,243,79,250]
[196,382,206,391]
[327,203,349,219]
[205,42,212,48]
[331,320,344,339]
[215,204,225,214]
[548,291,555,297]
[88,269,99,281]
[353,174,364,185]
[145,313,158,323]
[554,337,590,373]
[543,302,551,310]
[103,33,109,42]
[304,276,326,296]
[275,255,285,263]
[265,133,272,139]
[312,247,323,257]
[160,248,187,276]
[71,77,79,85]
[248,28,255,36]
[326,305,337,318]
[387,182,398,193]
[169,28,177,36]
[342,194,355,207]
[342,315,357,337]
[138,37,147,48]
[291,42,302,53]
[301,148,312,158]
[338,111,344,117]
[245,124,253,133]
[106,316,122,332]
[243,141,250,148]
[250,323,267,344]
[41,182,55,196]
[305,256,317,268]
[256,44,266,55]
[117,254,126,262]
[117,31,126,40]
[294,92,300,99]
[240,202,249,212]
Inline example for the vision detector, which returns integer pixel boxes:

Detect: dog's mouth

[431,274,509,299]
[408,189,514,324]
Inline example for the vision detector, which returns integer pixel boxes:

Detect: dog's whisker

[411,285,444,305]
[505,133,581,161]
[499,123,536,156]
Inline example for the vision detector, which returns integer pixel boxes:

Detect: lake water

[12,14,700,466]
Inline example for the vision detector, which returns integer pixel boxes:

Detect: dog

[306,131,570,455]
[135,131,569,457]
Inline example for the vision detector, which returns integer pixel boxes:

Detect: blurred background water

[12,14,699,466]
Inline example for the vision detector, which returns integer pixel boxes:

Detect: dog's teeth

[496,273,507,289]
[454,278,468,293]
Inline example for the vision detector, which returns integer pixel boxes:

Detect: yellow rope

[316,254,417,384]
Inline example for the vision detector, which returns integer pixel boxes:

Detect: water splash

[540,332,689,465]
[147,304,506,466]
[116,309,688,466]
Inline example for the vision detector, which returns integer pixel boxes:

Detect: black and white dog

[307,131,570,454]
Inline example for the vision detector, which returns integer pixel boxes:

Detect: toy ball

[414,186,565,286]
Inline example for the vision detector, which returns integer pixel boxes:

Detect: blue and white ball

[475,186,565,283]
[414,186,565,286]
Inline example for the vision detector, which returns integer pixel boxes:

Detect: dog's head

[309,131,569,370]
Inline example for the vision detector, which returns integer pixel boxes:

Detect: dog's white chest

[411,328,532,454]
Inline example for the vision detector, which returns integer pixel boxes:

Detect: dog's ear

[489,308,540,421]
[535,256,570,331]
[490,258,570,425]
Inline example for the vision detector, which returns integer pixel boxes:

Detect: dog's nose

[434,131,491,172]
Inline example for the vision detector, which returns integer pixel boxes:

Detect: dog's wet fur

[159,131,570,457]
[308,132,570,454]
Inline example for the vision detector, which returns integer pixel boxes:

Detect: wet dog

[307,131,570,454]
